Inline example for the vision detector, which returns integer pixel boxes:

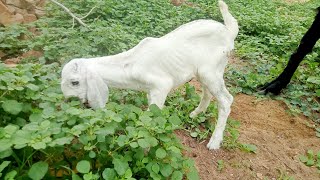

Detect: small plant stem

[19,150,38,172]
[49,0,88,27]
[110,138,138,155]
[80,6,97,19]
[11,150,22,167]
[0,90,9,98]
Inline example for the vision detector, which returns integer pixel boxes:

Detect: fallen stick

[49,0,87,27]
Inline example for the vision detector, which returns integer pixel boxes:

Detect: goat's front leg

[147,77,173,109]
[148,88,171,109]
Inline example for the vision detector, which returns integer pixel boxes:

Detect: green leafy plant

[277,169,295,180]
[217,160,224,172]
[299,150,320,170]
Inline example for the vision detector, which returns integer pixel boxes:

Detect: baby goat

[61,0,238,150]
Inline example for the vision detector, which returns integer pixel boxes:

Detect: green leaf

[154,117,167,127]
[0,149,12,159]
[187,170,199,180]
[50,136,73,146]
[0,161,10,173]
[307,149,314,159]
[0,139,12,152]
[217,160,224,172]
[29,113,42,122]
[306,159,315,166]
[76,160,91,174]
[159,134,171,142]
[160,164,172,177]
[28,161,48,180]
[95,122,118,136]
[183,159,195,168]
[190,132,198,138]
[66,107,81,115]
[137,139,150,148]
[89,151,96,158]
[72,172,82,180]
[117,135,127,147]
[2,100,23,115]
[307,76,320,85]
[168,115,181,126]
[124,169,132,178]
[26,84,39,91]
[149,104,162,117]
[171,171,183,180]
[112,116,123,122]
[168,146,181,154]
[79,135,89,145]
[12,130,31,146]
[102,168,116,180]
[152,163,160,174]
[156,148,167,159]
[129,142,138,148]
[32,142,46,150]
[40,120,50,128]
[113,157,129,176]
[4,170,17,180]
[146,137,158,147]
[140,115,152,124]
[4,125,19,136]
[299,155,308,163]
[241,144,257,153]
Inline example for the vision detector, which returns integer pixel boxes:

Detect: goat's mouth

[64,97,91,108]
[83,100,91,108]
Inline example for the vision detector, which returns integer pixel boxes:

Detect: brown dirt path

[176,93,320,179]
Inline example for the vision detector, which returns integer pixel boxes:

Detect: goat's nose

[64,97,80,103]
[83,101,91,108]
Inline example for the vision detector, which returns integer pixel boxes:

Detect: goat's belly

[165,67,195,88]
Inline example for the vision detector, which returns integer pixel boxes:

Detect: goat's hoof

[257,89,267,95]
[189,111,198,118]
[207,141,221,150]
[207,137,222,150]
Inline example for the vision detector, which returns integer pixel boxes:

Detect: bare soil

[176,93,320,180]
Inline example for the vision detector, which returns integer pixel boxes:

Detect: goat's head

[61,59,109,109]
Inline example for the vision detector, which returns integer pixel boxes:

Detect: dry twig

[49,0,88,27]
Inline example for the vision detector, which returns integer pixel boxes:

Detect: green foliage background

[0,0,319,179]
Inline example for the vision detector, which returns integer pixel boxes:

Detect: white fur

[61,0,238,150]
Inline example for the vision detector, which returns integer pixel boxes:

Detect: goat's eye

[71,81,79,86]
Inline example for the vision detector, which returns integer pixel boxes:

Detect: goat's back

[163,20,234,48]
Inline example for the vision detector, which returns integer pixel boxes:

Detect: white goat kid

[61,0,238,150]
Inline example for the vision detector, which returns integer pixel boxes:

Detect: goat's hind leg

[189,86,213,118]
[200,74,233,150]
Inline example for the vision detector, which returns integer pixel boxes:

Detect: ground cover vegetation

[0,0,319,179]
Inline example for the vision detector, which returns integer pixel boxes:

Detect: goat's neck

[89,55,138,90]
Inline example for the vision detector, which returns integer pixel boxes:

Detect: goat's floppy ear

[86,69,109,109]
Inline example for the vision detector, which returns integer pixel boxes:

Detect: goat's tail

[218,0,239,39]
